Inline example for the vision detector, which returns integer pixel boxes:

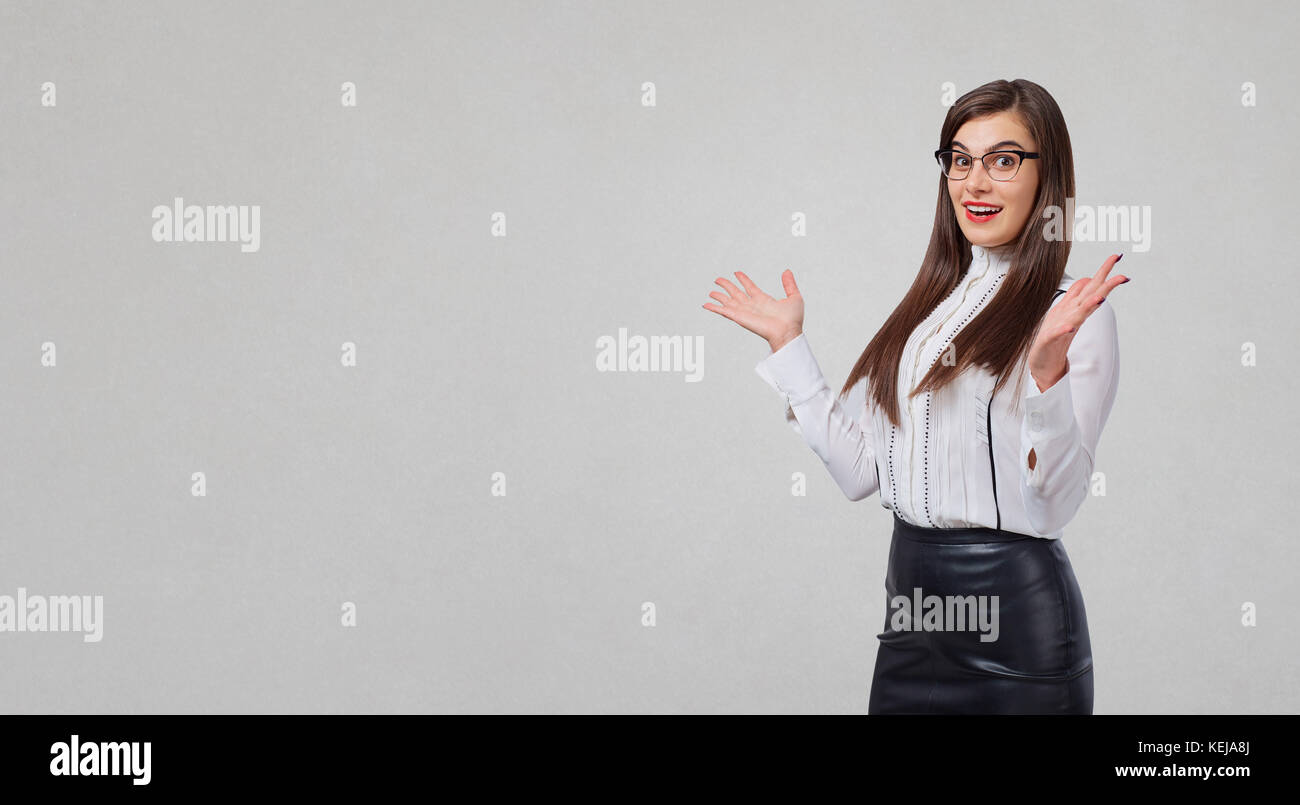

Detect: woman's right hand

[702,270,805,353]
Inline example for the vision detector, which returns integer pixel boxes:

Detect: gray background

[1,0,1295,713]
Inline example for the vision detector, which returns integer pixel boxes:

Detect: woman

[701,79,1127,714]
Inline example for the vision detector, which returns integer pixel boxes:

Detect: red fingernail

[1116,254,1124,263]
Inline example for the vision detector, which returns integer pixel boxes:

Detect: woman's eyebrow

[950,139,1025,152]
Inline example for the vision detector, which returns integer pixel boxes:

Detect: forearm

[1019,379,1093,535]
[755,334,880,502]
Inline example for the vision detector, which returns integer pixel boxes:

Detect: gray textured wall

[0,0,1294,713]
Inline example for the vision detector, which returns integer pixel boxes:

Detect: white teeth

[968,205,1001,214]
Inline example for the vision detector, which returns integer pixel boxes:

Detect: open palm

[1027,253,1129,389]
[702,270,805,351]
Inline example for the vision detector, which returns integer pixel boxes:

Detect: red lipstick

[963,201,1003,223]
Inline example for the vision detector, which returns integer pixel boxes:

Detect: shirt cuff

[753,333,827,406]
[1023,368,1075,444]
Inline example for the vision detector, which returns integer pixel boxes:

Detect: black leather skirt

[868,513,1093,714]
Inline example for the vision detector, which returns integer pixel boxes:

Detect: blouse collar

[970,243,1012,277]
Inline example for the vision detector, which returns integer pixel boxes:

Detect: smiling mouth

[964,203,1003,222]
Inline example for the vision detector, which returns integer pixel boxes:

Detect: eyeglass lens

[939,151,1023,180]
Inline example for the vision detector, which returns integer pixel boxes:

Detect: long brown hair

[840,79,1075,427]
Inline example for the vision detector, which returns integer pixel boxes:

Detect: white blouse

[754,244,1119,540]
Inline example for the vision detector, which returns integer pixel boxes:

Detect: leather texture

[868,512,1094,714]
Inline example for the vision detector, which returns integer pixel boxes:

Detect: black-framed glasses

[935,148,1040,181]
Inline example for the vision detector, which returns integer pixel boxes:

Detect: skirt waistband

[892,512,1032,544]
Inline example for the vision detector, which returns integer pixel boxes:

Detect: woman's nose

[965,160,994,190]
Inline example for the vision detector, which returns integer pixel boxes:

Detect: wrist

[1031,359,1069,392]
[768,328,802,353]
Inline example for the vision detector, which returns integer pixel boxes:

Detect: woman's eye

[954,156,971,167]
[994,156,1015,168]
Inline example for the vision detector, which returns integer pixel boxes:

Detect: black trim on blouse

[989,286,1069,530]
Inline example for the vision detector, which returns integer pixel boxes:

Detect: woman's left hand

[1026,254,1129,392]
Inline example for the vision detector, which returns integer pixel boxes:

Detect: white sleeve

[754,333,880,502]
[1018,299,1120,535]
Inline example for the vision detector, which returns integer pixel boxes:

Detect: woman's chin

[961,229,1011,249]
